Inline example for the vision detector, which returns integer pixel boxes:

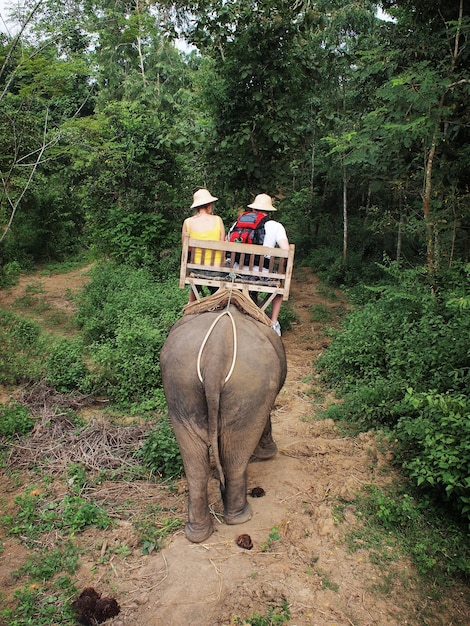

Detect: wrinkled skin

[160,308,287,543]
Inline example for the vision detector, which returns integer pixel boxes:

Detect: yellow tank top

[187,221,223,265]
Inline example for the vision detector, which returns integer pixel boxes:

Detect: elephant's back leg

[217,413,269,525]
[170,417,213,542]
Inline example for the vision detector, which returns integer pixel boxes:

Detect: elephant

[160,306,287,543]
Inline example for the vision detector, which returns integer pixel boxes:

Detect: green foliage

[349,484,470,579]
[317,265,470,524]
[59,495,111,532]
[0,402,34,438]
[133,508,182,554]
[309,304,332,323]
[46,337,90,392]
[63,97,182,268]
[277,301,298,332]
[66,463,90,493]
[303,214,395,287]
[76,262,186,406]
[0,584,78,626]
[317,268,469,399]
[395,390,470,523]
[323,381,406,431]
[0,310,47,384]
[260,526,280,553]
[14,541,79,581]
[138,418,184,479]
[2,488,111,544]
[0,261,22,288]
[232,600,291,625]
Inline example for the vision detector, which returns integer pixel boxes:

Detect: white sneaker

[271,321,281,336]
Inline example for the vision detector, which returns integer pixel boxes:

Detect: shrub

[352,484,470,579]
[0,402,34,438]
[317,265,470,526]
[46,337,90,392]
[0,261,22,288]
[322,381,407,431]
[317,278,469,397]
[278,301,298,332]
[138,417,183,479]
[0,310,47,384]
[76,262,186,406]
[395,390,470,524]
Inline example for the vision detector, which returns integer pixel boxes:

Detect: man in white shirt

[229,193,289,336]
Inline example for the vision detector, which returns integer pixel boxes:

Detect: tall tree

[0,1,93,262]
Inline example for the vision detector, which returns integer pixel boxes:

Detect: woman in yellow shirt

[182,188,226,302]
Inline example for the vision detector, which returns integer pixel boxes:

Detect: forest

[0,0,469,623]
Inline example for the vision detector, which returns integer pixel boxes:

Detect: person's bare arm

[218,217,226,241]
[182,219,190,245]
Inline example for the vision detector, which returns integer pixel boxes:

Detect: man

[228,193,289,336]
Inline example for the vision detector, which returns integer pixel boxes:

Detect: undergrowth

[316,264,470,527]
[341,482,470,583]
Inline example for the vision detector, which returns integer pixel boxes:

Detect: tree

[0,2,93,263]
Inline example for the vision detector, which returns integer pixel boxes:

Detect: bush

[395,390,470,524]
[0,310,47,384]
[322,381,407,431]
[76,262,186,406]
[0,261,22,288]
[138,418,183,479]
[316,265,470,525]
[46,338,90,392]
[0,402,34,438]
[317,278,470,397]
[352,484,470,579]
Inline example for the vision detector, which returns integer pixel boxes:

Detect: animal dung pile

[71,587,120,625]
[250,486,265,498]
[236,534,253,550]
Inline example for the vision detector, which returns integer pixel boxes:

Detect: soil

[0,265,469,626]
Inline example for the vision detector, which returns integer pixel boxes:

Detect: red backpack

[228,211,269,246]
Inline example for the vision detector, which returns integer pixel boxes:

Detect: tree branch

[1,109,50,243]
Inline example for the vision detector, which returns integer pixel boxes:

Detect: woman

[182,188,226,302]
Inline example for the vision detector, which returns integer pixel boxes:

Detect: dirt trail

[1,266,468,626]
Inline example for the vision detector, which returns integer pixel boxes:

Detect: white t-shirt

[262,219,288,248]
[229,217,287,271]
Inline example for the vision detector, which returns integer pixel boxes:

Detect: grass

[338,482,470,585]
[0,401,186,624]
[308,303,333,323]
[232,600,291,625]
[260,526,281,552]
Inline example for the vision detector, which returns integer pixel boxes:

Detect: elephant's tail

[207,393,225,488]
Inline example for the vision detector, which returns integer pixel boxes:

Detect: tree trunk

[423,139,436,273]
[421,0,463,275]
[396,190,403,263]
[342,163,348,262]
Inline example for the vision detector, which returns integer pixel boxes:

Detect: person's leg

[270,294,282,336]
[270,294,282,324]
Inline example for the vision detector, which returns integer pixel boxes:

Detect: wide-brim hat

[247,193,277,211]
[191,188,218,208]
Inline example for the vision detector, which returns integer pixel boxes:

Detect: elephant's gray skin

[160,307,287,543]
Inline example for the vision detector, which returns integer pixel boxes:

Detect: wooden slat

[180,234,295,305]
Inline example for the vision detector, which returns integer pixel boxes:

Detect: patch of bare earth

[1,265,469,626]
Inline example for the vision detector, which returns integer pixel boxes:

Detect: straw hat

[247,193,277,211]
[191,188,218,209]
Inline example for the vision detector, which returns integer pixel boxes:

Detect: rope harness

[196,272,238,384]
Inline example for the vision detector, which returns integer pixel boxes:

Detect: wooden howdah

[180,234,295,312]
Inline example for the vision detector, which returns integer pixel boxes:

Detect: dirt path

[1,266,468,626]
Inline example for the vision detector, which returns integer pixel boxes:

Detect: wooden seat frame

[179,234,295,312]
